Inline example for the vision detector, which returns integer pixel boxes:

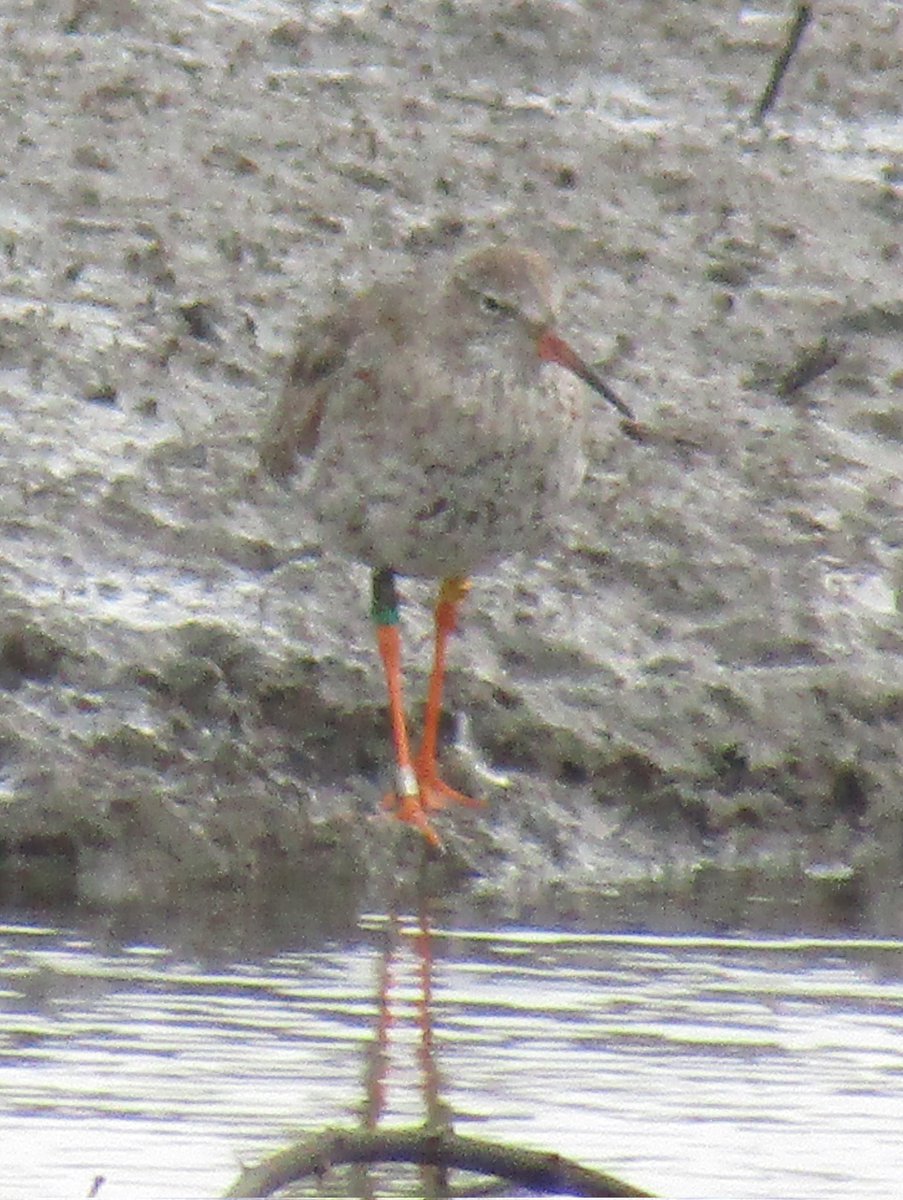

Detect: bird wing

[259,306,359,479]
[259,277,426,479]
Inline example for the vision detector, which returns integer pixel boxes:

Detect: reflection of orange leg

[362,912,397,1130]
[415,577,483,813]
[414,896,445,1128]
[373,569,440,847]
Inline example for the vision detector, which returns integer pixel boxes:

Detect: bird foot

[383,764,484,846]
[414,762,486,813]
[383,792,443,848]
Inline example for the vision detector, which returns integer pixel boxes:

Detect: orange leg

[372,570,481,847]
[373,567,440,846]
[375,622,441,847]
[414,577,482,812]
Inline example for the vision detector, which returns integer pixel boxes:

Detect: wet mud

[1,0,901,931]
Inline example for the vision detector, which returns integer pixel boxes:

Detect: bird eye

[479,293,508,315]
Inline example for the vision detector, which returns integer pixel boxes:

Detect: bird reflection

[356,891,449,1198]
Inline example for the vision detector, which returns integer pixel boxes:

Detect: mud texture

[1,0,901,933]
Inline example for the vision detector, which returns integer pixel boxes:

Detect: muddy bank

[1,0,901,932]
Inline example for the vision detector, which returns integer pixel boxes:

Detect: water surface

[2,916,902,1198]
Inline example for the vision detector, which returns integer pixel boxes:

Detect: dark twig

[776,337,843,398]
[752,4,813,124]
[222,1125,653,1198]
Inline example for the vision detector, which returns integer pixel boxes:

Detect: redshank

[260,244,633,847]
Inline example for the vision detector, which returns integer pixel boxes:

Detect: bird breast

[301,359,587,578]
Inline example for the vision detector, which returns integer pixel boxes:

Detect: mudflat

[0,0,900,931]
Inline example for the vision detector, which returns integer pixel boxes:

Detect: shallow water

[2,915,902,1199]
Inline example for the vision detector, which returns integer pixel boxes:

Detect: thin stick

[776,337,842,398]
[223,1125,653,1198]
[752,4,813,124]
